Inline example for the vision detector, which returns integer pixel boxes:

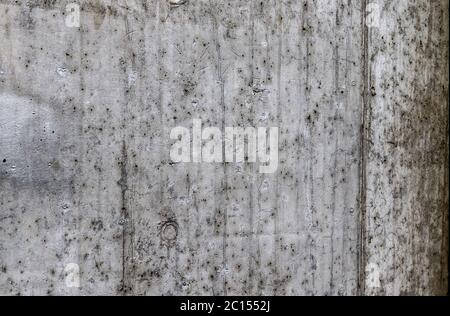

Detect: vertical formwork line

[357,0,370,296]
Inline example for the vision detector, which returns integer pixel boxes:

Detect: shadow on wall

[0,93,70,191]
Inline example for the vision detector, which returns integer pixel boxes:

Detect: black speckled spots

[0,0,447,297]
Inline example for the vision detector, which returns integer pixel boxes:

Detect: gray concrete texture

[0,0,448,295]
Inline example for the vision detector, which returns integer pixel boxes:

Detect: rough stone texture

[0,0,447,296]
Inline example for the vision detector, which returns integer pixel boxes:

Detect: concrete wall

[0,0,447,296]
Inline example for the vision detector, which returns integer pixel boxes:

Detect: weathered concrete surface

[362,0,449,295]
[0,0,447,296]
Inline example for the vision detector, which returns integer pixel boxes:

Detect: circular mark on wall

[168,0,187,7]
[160,220,178,245]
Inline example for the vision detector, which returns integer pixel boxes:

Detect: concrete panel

[0,0,447,296]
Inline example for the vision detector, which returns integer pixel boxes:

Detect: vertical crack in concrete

[357,0,370,296]
[119,13,138,295]
[273,0,283,295]
[118,140,130,294]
